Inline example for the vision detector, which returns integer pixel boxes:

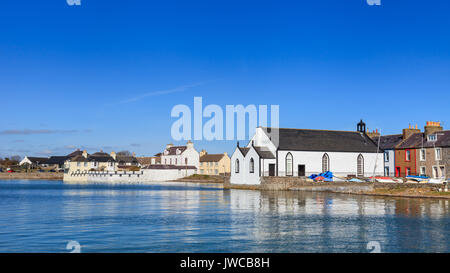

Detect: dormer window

[428,134,437,141]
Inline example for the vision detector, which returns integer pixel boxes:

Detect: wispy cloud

[114,82,206,105]
[0,129,92,135]
[130,143,141,147]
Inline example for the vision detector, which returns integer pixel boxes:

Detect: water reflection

[225,190,449,253]
[0,180,448,253]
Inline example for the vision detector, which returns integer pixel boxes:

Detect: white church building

[230,121,384,185]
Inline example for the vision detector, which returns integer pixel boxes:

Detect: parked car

[7,169,15,173]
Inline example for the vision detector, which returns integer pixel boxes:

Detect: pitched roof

[66,150,83,157]
[45,156,68,165]
[87,152,115,162]
[164,146,187,155]
[263,127,381,153]
[116,155,138,164]
[136,157,155,165]
[238,147,250,156]
[253,146,276,159]
[396,133,423,149]
[397,130,450,149]
[69,155,89,162]
[26,157,49,164]
[200,154,225,162]
[372,134,403,150]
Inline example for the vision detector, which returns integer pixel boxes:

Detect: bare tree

[117,150,132,156]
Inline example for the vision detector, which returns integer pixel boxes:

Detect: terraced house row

[371,121,449,179]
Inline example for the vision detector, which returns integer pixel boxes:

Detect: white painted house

[230,121,384,185]
[160,141,200,169]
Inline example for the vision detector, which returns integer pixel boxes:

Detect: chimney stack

[110,151,116,160]
[200,149,207,157]
[402,123,421,140]
[82,150,88,158]
[424,121,443,136]
[367,129,381,139]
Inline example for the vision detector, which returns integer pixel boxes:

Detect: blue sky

[1,0,449,158]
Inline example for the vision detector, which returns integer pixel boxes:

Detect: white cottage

[160,140,200,169]
[230,121,384,185]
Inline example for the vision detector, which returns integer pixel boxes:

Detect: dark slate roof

[263,127,381,153]
[66,150,83,157]
[88,152,115,162]
[397,130,450,149]
[70,155,89,162]
[372,134,403,150]
[238,147,250,156]
[396,133,423,149]
[116,155,138,164]
[26,157,49,164]
[46,156,68,165]
[200,154,225,162]
[142,164,197,170]
[165,146,187,155]
[254,147,276,159]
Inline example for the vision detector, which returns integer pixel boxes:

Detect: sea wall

[63,168,197,183]
[224,176,444,193]
[0,172,63,180]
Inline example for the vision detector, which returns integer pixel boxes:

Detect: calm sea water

[0,179,448,253]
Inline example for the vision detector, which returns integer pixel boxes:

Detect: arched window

[235,159,240,173]
[357,154,364,177]
[322,153,330,172]
[286,153,293,176]
[249,158,254,173]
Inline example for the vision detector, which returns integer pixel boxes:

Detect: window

[249,158,255,173]
[215,162,218,166]
[322,153,330,172]
[215,170,218,175]
[384,167,390,176]
[286,153,293,176]
[357,154,364,177]
[420,149,426,161]
[420,166,426,176]
[406,167,411,176]
[384,151,389,162]
[235,159,240,173]
[405,150,411,161]
[185,158,188,165]
[175,159,177,165]
[428,134,437,141]
[77,162,80,167]
[435,148,442,160]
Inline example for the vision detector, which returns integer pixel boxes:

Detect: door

[269,164,275,176]
[298,165,305,176]
[396,167,401,177]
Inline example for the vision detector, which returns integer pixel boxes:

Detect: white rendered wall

[277,150,384,177]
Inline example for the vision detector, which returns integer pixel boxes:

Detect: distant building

[199,150,230,175]
[137,153,161,166]
[65,150,117,173]
[160,141,199,169]
[19,157,49,168]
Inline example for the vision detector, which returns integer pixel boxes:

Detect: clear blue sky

[1,0,449,158]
